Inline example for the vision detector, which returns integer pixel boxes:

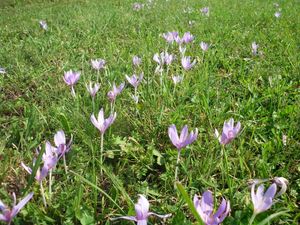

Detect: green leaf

[257,210,290,225]
[58,113,71,134]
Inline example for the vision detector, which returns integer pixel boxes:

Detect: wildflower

[214,118,241,145]
[181,32,194,44]
[153,52,165,66]
[194,191,230,225]
[181,56,196,70]
[91,59,106,71]
[126,73,143,88]
[168,125,198,150]
[54,130,72,156]
[39,20,48,30]
[172,75,183,85]
[153,52,174,72]
[133,2,144,11]
[251,182,277,215]
[251,42,259,56]
[133,56,142,67]
[200,7,209,16]
[0,192,33,224]
[63,70,80,97]
[274,12,281,18]
[91,108,116,134]
[107,83,125,102]
[0,68,6,74]
[43,141,59,171]
[162,31,179,43]
[164,52,174,65]
[112,195,171,224]
[272,177,288,197]
[200,41,210,52]
[86,82,100,98]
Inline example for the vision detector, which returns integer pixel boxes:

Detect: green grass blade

[257,210,290,225]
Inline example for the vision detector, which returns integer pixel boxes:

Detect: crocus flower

[172,75,183,85]
[194,191,230,225]
[112,195,171,224]
[162,31,179,43]
[54,130,72,156]
[153,52,165,66]
[39,20,47,30]
[272,177,288,197]
[126,73,143,88]
[274,12,281,18]
[43,141,59,171]
[251,182,277,215]
[200,7,210,16]
[86,82,100,98]
[91,59,106,70]
[91,108,116,134]
[214,118,241,145]
[0,68,6,74]
[0,192,33,224]
[168,125,198,150]
[251,42,259,56]
[107,82,125,102]
[164,52,174,65]
[181,56,196,70]
[182,32,194,44]
[133,56,142,66]
[200,41,210,52]
[21,161,48,183]
[63,70,80,97]
[133,3,144,11]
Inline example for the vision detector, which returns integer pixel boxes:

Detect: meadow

[0,0,299,224]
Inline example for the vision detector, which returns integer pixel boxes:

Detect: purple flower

[251,42,259,56]
[272,177,288,197]
[0,192,33,224]
[0,68,6,74]
[172,75,183,85]
[153,52,174,72]
[214,118,241,145]
[91,59,106,71]
[107,82,125,102]
[194,191,230,225]
[251,182,277,215]
[274,12,281,18]
[39,20,48,30]
[200,41,210,52]
[86,82,100,98]
[181,32,194,44]
[112,195,171,224]
[126,73,143,88]
[54,130,72,156]
[181,56,196,70]
[168,125,198,150]
[153,52,165,66]
[43,141,59,171]
[200,7,210,16]
[133,56,142,66]
[162,31,179,43]
[133,2,144,11]
[91,108,116,134]
[164,52,174,65]
[63,70,80,96]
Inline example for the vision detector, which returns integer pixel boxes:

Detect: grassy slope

[0,0,299,224]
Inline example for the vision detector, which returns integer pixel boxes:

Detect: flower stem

[100,132,104,176]
[174,151,181,183]
[92,97,95,113]
[249,213,257,225]
[49,169,52,200]
[40,181,47,208]
[63,155,68,174]
[71,86,76,97]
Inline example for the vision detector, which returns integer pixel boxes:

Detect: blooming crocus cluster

[107,82,125,102]
[194,191,230,225]
[200,7,210,16]
[63,70,81,97]
[153,51,174,73]
[215,118,241,145]
[0,192,33,224]
[133,56,142,67]
[200,41,210,52]
[251,42,259,56]
[112,195,171,224]
[91,59,106,71]
[168,125,198,151]
[162,31,179,44]
[181,56,196,70]
[86,82,100,98]
[90,108,116,134]
[39,20,47,30]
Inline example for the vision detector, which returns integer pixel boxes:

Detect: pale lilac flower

[172,75,183,85]
[0,192,33,224]
[0,68,6,74]
[86,82,100,98]
[214,118,241,145]
[251,182,277,215]
[112,195,171,224]
[200,7,209,16]
[63,70,80,96]
[181,56,196,70]
[21,161,48,183]
[39,20,47,30]
[162,31,179,43]
[107,82,125,102]
[168,125,198,150]
[200,41,210,52]
[274,12,281,18]
[133,2,144,11]
[251,42,259,56]
[164,52,174,65]
[153,52,165,66]
[126,73,143,88]
[194,191,230,225]
[182,32,194,44]
[43,141,59,171]
[133,56,142,66]
[91,108,116,134]
[91,59,106,70]
[272,177,288,197]
[54,130,72,156]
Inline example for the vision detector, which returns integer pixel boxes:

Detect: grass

[0,0,299,224]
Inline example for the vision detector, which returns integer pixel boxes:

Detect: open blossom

[181,32,194,44]
[274,12,281,18]
[43,141,59,170]
[86,82,100,98]
[91,108,116,134]
[181,56,196,70]
[200,7,210,16]
[172,75,183,85]
[21,161,48,183]
[107,82,125,102]
[200,41,210,52]
[251,182,277,215]
[133,56,142,66]
[126,73,143,88]
[63,70,80,96]
[162,31,179,43]
[91,59,106,70]
[251,42,259,55]
[112,195,171,224]
[164,52,174,65]
[0,192,33,224]
[168,125,198,150]
[54,130,72,156]
[215,118,241,145]
[153,52,174,72]
[194,191,230,225]
[39,20,47,30]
